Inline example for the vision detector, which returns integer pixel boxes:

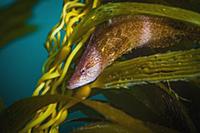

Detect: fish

[68,15,200,89]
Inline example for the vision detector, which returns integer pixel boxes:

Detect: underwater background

[0,0,200,133]
[0,0,62,106]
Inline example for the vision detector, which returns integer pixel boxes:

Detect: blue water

[0,0,62,106]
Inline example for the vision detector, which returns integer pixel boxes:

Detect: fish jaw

[68,74,92,89]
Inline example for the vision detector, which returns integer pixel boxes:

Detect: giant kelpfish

[68,15,200,89]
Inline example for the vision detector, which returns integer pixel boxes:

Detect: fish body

[68,15,200,89]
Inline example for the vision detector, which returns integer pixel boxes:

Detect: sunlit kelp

[91,49,200,89]
[0,0,38,47]
[20,0,100,132]
[1,0,200,133]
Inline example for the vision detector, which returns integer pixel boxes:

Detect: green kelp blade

[72,122,133,133]
[82,99,178,133]
[91,49,200,89]
[0,95,75,133]
[0,94,177,133]
[70,2,200,43]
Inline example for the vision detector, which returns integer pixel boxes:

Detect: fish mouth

[68,78,92,89]
[67,80,83,89]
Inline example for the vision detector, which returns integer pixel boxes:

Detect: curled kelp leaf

[90,49,200,89]
[0,95,73,133]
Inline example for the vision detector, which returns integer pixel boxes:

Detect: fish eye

[80,68,86,74]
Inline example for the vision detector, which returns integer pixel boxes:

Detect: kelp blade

[70,2,200,43]
[98,85,197,132]
[82,99,178,133]
[0,94,177,133]
[91,49,200,89]
[0,95,73,133]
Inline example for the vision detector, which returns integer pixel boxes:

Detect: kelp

[0,0,38,47]
[0,94,178,133]
[101,0,200,13]
[70,2,200,44]
[82,99,178,133]
[0,95,72,133]
[94,84,196,132]
[91,49,200,89]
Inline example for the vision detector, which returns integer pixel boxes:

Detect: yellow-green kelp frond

[91,49,200,89]
[21,0,100,132]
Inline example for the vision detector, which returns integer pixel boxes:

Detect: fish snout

[67,73,82,89]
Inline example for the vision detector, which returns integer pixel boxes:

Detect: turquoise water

[0,0,62,106]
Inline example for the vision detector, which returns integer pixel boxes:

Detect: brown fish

[68,15,200,89]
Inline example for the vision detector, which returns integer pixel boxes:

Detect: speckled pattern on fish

[68,15,200,89]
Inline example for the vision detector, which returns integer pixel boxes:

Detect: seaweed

[91,49,200,89]
[1,0,200,133]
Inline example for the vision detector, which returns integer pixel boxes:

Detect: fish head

[68,47,102,89]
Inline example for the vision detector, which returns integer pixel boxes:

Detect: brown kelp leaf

[165,81,200,131]
[91,49,200,89]
[82,99,178,133]
[0,95,73,133]
[72,122,133,133]
[0,94,177,133]
[95,84,196,132]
